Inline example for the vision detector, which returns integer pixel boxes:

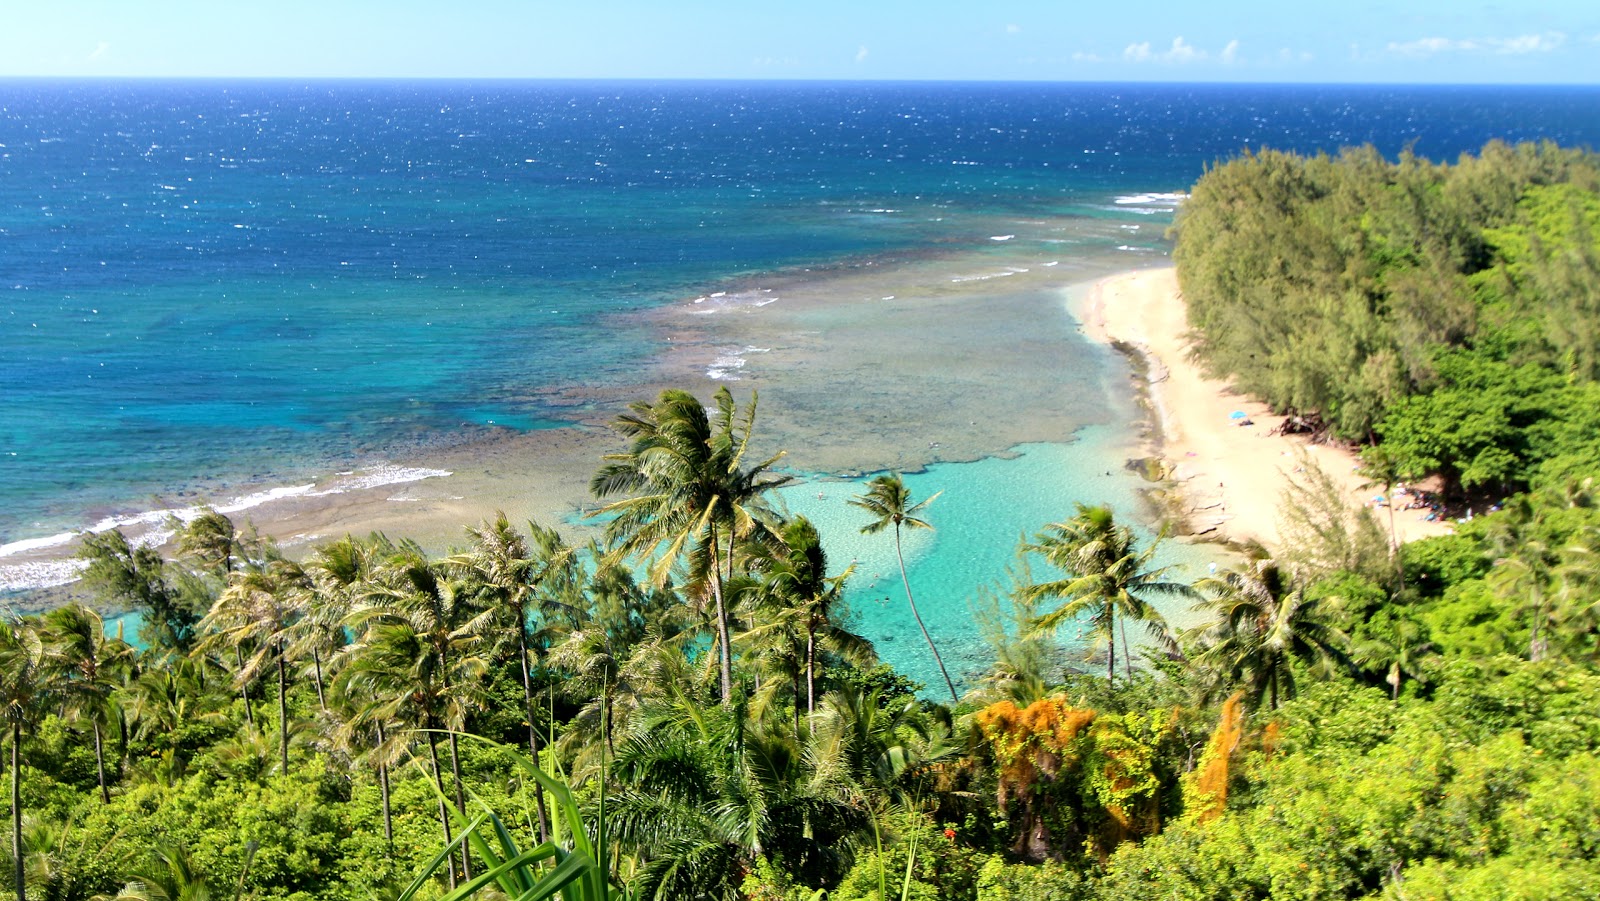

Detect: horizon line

[1,74,1598,89]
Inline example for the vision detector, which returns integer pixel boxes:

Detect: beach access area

[1082,267,1454,550]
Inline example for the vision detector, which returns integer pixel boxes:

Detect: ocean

[4,80,1600,686]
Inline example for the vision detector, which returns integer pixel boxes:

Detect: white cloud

[87,41,110,61]
[1006,24,1021,35]
[1123,36,1221,65]
[1072,51,1103,63]
[1388,32,1565,57]
[1220,40,1240,65]
[855,45,869,63]
[1494,32,1565,54]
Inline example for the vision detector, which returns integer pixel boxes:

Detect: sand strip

[1083,268,1451,550]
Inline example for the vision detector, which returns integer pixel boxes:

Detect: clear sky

[3,1,1598,84]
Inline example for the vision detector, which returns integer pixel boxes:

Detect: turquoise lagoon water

[777,438,1219,695]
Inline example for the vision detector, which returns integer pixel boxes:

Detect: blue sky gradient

[3,1,1598,83]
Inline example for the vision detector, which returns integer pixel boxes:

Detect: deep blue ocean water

[7,81,1600,678]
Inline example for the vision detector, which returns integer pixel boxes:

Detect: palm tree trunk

[92,719,109,804]
[515,606,550,844]
[12,725,24,901]
[791,664,802,739]
[311,648,327,712]
[375,723,393,849]
[1386,502,1405,590]
[425,727,457,890]
[708,523,734,705]
[1120,615,1133,680]
[893,523,959,702]
[806,621,817,719]
[236,646,254,727]
[448,730,472,880]
[276,643,289,776]
[1106,607,1116,686]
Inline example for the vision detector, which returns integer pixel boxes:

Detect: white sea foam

[0,466,453,592]
[685,289,779,314]
[306,465,452,496]
[707,346,770,381]
[0,560,89,592]
[1113,192,1188,206]
[989,234,1015,241]
[949,271,1018,284]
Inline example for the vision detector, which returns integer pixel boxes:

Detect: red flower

[943,828,956,840]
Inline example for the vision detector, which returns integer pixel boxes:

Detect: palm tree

[1024,504,1188,686]
[607,692,864,899]
[591,386,793,705]
[850,474,959,702]
[1,618,54,901]
[1191,557,1347,710]
[449,513,577,843]
[1357,445,1407,590]
[40,603,134,803]
[346,544,489,885]
[199,557,310,775]
[1351,616,1434,700]
[296,535,384,712]
[741,516,872,723]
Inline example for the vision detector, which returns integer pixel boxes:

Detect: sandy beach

[1083,267,1452,551]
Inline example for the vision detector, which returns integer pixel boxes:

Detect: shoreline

[4,230,1175,599]
[1082,268,1452,551]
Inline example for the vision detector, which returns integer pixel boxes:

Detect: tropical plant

[1,618,53,901]
[1023,505,1187,686]
[590,386,793,705]
[850,474,959,702]
[1351,616,1435,700]
[77,529,196,654]
[740,515,872,723]
[345,544,490,884]
[198,556,310,775]
[451,513,577,842]
[40,602,134,803]
[1357,444,1408,590]
[397,735,628,901]
[1190,556,1348,710]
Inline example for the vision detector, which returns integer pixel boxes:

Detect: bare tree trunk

[311,647,327,712]
[448,730,472,880]
[893,523,958,702]
[1120,615,1133,680]
[237,646,254,727]
[375,723,393,849]
[1107,608,1117,686]
[425,728,457,890]
[12,726,25,901]
[276,643,290,775]
[515,605,550,843]
[93,719,109,803]
[709,523,733,704]
[805,624,817,718]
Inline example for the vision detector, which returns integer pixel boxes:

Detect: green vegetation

[5,142,1600,900]
[1172,141,1600,499]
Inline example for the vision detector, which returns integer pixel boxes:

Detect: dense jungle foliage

[1172,140,1600,500]
[5,142,1600,900]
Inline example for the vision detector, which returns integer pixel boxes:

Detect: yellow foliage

[1187,691,1245,824]
[974,697,1097,812]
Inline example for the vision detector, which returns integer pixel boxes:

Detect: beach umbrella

[1229,410,1247,420]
